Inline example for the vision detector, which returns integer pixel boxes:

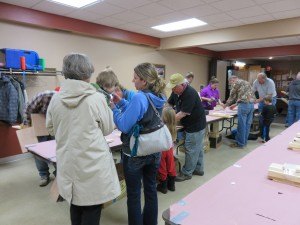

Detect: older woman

[111,63,166,225]
[46,53,120,225]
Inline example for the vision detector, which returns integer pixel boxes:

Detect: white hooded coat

[46,79,120,206]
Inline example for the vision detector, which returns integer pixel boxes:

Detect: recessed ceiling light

[269,57,273,59]
[48,0,100,8]
[152,18,207,32]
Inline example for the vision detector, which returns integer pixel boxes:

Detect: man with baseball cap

[167,73,207,182]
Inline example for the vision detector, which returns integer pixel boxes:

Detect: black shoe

[175,173,192,182]
[39,177,50,187]
[167,176,176,191]
[157,180,168,194]
[193,170,204,176]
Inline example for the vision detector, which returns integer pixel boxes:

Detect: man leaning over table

[167,73,207,182]
[252,72,277,137]
[223,75,254,149]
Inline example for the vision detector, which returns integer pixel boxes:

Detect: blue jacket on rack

[0,75,19,124]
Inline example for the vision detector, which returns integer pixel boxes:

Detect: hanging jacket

[46,79,120,206]
[0,75,19,124]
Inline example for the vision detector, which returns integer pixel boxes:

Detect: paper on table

[106,138,114,143]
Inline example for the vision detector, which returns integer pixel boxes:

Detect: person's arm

[266,79,276,97]
[225,83,238,107]
[112,93,148,134]
[200,89,213,102]
[175,111,189,121]
[177,88,195,119]
[95,94,114,136]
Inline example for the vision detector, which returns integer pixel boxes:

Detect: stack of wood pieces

[288,132,300,151]
[268,163,300,187]
[210,112,232,118]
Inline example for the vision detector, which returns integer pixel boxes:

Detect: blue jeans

[262,124,271,141]
[123,153,161,225]
[182,128,205,176]
[287,100,300,126]
[236,103,254,147]
[35,136,56,178]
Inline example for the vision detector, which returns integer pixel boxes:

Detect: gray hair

[297,72,300,80]
[228,75,238,80]
[62,53,94,80]
[257,72,267,80]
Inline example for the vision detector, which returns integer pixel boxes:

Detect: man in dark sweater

[167,73,207,182]
[261,96,277,142]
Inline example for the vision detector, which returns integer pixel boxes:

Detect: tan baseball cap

[167,73,185,89]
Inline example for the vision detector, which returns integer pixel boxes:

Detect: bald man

[252,72,277,138]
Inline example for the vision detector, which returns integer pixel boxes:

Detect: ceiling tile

[32,1,75,15]
[95,17,127,27]
[65,9,104,22]
[213,0,256,11]
[158,0,205,11]
[239,14,275,24]
[253,0,281,3]
[261,0,300,13]
[227,6,267,19]
[182,4,221,17]
[212,19,244,28]
[111,10,148,22]
[84,2,126,16]
[200,13,234,24]
[133,18,161,27]
[201,0,222,3]
[272,9,300,20]
[154,12,191,24]
[0,0,41,8]
[108,0,151,9]
[134,3,174,17]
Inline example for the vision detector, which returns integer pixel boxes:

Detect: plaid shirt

[23,90,56,126]
[226,79,253,106]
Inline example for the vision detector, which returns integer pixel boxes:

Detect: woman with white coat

[46,53,120,225]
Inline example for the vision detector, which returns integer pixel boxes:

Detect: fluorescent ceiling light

[152,18,207,32]
[234,61,246,67]
[48,0,100,8]
[269,57,273,59]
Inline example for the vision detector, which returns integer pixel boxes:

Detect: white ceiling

[2,0,300,51]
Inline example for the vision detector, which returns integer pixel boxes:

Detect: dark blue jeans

[123,153,161,225]
[35,136,56,178]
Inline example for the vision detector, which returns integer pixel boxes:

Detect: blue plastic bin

[1,48,43,71]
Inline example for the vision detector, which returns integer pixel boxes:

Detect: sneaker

[175,173,192,182]
[193,170,204,176]
[229,143,244,149]
[39,177,50,187]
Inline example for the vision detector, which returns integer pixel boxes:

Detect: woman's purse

[129,94,173,157]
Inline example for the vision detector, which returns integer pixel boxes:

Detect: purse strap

[144,93,162,122]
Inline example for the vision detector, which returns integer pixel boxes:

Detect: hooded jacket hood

[147,92,166,109]
[59,79,96,108]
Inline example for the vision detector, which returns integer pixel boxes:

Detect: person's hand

[109,100,116,109]
[112,93,121,104]
[229,104,236,110]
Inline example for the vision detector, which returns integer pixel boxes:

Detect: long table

[26,129,122,163]
[163,121,300,225]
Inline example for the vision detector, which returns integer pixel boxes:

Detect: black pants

[70,204,102,225]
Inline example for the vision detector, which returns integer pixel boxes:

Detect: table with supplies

[162,121,300,225]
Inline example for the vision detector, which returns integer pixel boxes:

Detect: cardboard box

[209,135,222,149]
[31,114,49,137]
[16,127,38,153]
